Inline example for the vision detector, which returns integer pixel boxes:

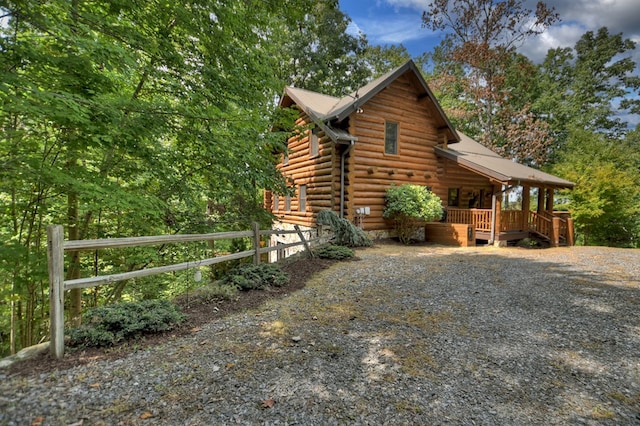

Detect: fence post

[47,225,65,359]
[294,225,314,257]
[252,222,261,264]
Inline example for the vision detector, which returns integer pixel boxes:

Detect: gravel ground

[1,244,639,425]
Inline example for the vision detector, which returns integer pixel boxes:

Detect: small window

[310,127,319,158]
[299,185,307,212]
[448,188,460,207]
[285,194,291,212]
[385,121,398,155]
[273,194,279,211]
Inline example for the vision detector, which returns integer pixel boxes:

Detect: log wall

[346,74,474,231]
[269,113,337,228]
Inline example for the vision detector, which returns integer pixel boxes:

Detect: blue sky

[338,0,640,64]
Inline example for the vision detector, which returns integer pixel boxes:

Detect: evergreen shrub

[316,210,372,247]
[222,263,289,290]
[68,299,185,348]
[315,245,354,260]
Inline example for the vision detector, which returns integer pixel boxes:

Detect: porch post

[521,185,530,231]
[546,188,554,214]
[537,188,545,214]
[551,216,561,247]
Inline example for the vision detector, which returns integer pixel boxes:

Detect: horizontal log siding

[272,114,337,228]
[437,160,494,209]
[349,75,441,231]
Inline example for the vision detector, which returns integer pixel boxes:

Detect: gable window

[448,188,460,207]
[299,185,307,212]
[384,121,398,155]
[310,127,319,158]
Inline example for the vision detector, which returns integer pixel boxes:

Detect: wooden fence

[47,223,318,359]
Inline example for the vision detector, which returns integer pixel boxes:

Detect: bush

[316,210,372,247]
[222,263,289,290]
[68,299,185,348]
[191,282,239,303]
[383,184,443,244]
[315,245,354,260]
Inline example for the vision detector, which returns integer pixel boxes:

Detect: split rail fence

[47,223,320,359]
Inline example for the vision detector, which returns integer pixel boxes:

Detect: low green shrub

[191,282,239,303]
[222,263,289,290]
[68,299,185,348]
[315,245,354,260]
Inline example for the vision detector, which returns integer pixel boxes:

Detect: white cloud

[383,0,429,10]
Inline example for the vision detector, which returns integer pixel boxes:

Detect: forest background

[1,0,639,357]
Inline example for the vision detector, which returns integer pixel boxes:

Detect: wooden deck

[445,208,574,246]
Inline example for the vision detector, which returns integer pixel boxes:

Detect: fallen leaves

[261,397,275,408]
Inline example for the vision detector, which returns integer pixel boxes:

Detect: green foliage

[316,210,373,248]
[383,185,443,245]
[68,300,185,348]
[551,128,640,247]
[222,263,289,291]
[536,27,640,154]
[190,283,239,303]
[315,245,355,260]
[0,0,330,355]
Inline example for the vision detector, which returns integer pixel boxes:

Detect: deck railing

[446,208,492,232]
[446,208,572,244]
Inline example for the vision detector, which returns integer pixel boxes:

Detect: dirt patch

[5,256,338,378]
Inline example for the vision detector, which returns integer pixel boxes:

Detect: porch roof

[435,133,575,189]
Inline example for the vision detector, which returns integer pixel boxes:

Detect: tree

[383,185,443,245]
[551,128,640,247]
[0,0,309,356]
[535,28,640,156]
[275,0,371,97]
[422,0,559,164]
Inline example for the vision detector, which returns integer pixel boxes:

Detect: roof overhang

[435,144,575,189]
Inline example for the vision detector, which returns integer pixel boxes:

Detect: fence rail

[47,223,318,359]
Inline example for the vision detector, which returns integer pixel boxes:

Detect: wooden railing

[500,210,524,232]
[446,208,492,231]
[529,211,552,239]
[447,208,573,245]
[47,223,316,359]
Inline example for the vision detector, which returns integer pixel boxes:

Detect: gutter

[340,140,355,218]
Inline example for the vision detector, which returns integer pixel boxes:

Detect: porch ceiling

[435,133,575,189]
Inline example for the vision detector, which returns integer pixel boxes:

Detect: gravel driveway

[1,244,639,425]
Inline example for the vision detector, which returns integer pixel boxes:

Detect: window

[299,185,307,212]
[385,121,398,155]
[273,194,279,211]
[448,188,460,207]
[283,150,289,166]
[285,194,291,212]
[310,127,319,158]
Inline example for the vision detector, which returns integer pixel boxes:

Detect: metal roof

[280,60,459,145]
[436,133,575,189]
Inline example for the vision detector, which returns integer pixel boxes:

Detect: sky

[338,0,640,65]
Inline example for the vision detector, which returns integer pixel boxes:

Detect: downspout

[340,141,355,218]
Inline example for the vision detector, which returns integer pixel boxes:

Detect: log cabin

[265,60,574,251]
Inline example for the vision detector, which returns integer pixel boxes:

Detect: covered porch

[435,133,575,246]
[445,204,575,246]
